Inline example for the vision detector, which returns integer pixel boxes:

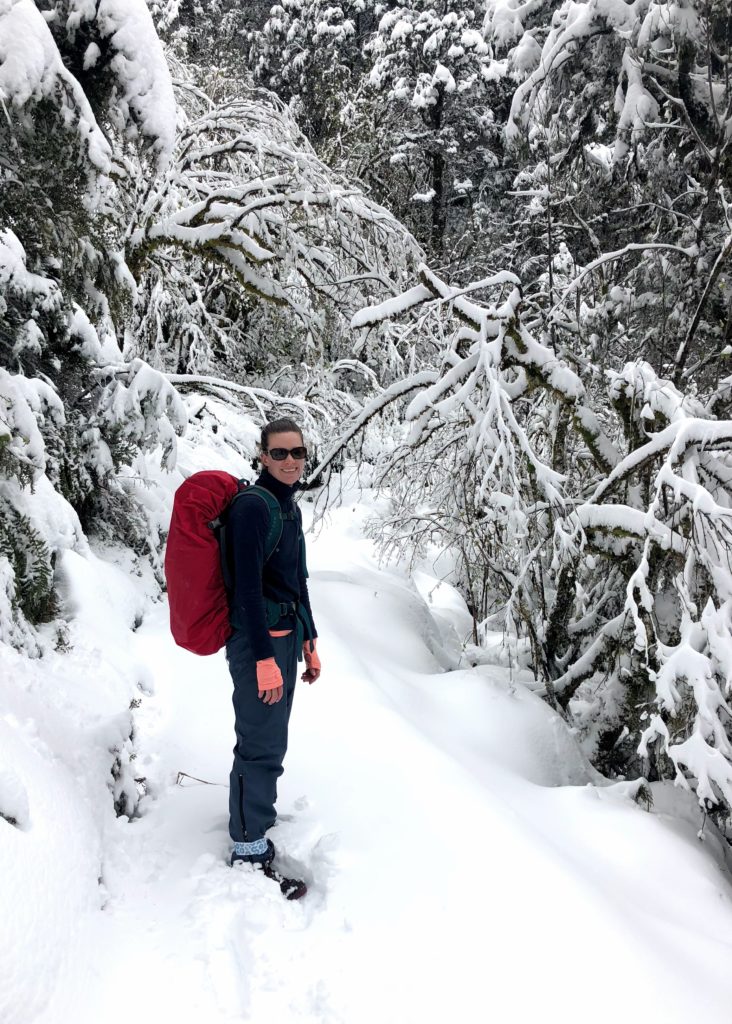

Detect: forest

[1,0,732,877]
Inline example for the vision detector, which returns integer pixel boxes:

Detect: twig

[176,771,226,787]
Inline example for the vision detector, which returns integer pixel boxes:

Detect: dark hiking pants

[226,628,298,843]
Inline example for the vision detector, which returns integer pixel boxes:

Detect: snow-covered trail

[71,502,732,1024]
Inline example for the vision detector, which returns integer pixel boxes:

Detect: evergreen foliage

[0,0,183,645]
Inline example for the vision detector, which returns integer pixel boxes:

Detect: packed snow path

[5,500,732,1024]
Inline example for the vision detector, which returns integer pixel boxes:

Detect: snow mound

[0,757,29,830]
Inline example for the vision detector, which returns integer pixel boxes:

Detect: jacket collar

[256,468,299,503]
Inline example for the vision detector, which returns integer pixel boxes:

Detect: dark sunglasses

[267,446,308,461]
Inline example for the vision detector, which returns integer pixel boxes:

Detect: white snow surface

[2,425,732,1022]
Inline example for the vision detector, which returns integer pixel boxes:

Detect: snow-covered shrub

[329,266,732,836]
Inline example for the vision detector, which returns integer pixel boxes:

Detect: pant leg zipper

[238,773,246,841]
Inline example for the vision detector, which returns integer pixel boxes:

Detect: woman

[225,417,320,873]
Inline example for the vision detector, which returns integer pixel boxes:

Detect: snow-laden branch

[128,92,420,325]
[306,370,439,484]
[93,0,176,168]
[352,264,617,475]
[576,503,687,557]
[351,284,433,328]
[591,419,732,505]
[551,613,627,697]
[0,0,112,174]
[166,372,323,421]
[547,243,698,321]
[0,368,65,482]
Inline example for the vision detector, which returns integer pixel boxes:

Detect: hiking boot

[230,838,275,867]
[231,839,307,899]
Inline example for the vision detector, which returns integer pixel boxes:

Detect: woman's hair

[260,417,304,452]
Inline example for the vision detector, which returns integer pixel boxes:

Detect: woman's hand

[256,657,284,703]
[301,639,321,683]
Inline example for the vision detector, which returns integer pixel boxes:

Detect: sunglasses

[267,446,308,461]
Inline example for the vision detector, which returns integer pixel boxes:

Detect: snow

[509,29,541,74]
[0,0,112,173]
[432,61,456,93]
[0,369,66,480]
[5,473,84,554]
[68,304,108,362]
[13,318,43,357]
[614,48,659,163]
[0,539,154,1024]
[351,284,433,328]
[96,0,176,165]
[460,28,489,54]
[3,414,732,1022]
[0,230,60,308]
[410,189,436,202]
[82,41,100,69]
[584,140,614,178]
[389,17,413,41]
[98,358,188,470]
[66,0,177,168]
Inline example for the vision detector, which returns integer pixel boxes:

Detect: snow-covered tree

[251,0,512,267]
[252,0,372,148]
[0,0,185,645]
[125,64,422,384]
[363,0,501,254]
[309,257,732,836]
[494,0,732,385]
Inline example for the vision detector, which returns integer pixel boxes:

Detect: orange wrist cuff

[256,657,283,691]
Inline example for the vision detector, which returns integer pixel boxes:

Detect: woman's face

[260,430,306,486]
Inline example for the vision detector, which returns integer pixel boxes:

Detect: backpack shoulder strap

[295,502,309,579]
[239,484,283,561]
[218,483,283,592]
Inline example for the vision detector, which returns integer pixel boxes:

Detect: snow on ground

[3,431,732,1022]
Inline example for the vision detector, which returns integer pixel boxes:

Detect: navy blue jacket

[227,469,316,662]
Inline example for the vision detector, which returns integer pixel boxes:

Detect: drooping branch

[126,92,422,330]
[674,228,732,383]
[306,370,438,484]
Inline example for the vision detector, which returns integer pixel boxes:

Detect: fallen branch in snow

[175,771,225,787]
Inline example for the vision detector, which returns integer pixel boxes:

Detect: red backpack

[164,471,282,655]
